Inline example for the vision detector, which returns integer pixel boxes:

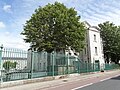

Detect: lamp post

[0,44,3,83]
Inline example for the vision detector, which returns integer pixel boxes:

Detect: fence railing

[0,48,120,82]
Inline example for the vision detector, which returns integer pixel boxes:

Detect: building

[79,21,105,70]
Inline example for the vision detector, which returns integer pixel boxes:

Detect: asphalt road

[76,75,120,90]
[43,72,120,90]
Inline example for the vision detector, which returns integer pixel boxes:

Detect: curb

[0,76,55,88]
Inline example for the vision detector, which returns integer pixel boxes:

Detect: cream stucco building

[79,21,105,69]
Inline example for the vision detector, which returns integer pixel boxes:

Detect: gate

[0,48,28,82]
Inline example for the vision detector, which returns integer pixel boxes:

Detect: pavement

[0,69,120,90]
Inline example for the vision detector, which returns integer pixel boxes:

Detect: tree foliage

[21,2,86,53]
[3,61,17,71]
[98,21,120,64]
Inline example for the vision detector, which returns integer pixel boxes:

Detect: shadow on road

[111,75,120,80]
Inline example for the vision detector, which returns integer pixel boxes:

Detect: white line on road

[71,83,93,90]
[44,73,120,90]
[71,74,120,90]
[100,74,120,82]
[100,77,111,81]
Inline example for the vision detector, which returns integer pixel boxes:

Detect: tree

[3,61,17,71]
[21,2,86,53]
[98,21,120,64]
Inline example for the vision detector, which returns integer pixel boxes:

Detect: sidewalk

[0,70,120,90]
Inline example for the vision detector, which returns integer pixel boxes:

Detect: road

[74,75,120,90]
[42,72,120,90]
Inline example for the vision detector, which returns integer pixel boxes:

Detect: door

[95,60,100,71]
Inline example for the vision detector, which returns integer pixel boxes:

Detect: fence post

[77,58,80,74]
[86,62,88,73]
[30,50,34,79]
[67,54,69,74]
[0,44,3,83]
[93,63,95,72]
[78,60,80,74]
[52,52,54,77]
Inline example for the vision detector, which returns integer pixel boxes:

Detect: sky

[0,0,120,50]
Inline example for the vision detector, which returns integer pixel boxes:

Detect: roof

[83,21,100,31]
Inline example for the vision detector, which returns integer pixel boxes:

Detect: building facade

[79,21,105,69]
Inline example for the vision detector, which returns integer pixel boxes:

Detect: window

[95,47,97,55]
[94,34,96,42]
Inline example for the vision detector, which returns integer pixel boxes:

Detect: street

[42,72,120,90]
[74,75,120,90]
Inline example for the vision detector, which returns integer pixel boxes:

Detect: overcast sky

[0,0,120,50]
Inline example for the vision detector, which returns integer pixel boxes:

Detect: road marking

[71,83,93,90]
[44,73,120,90]
[100,74,120,82]
[71,74,120,90]
[100,77,111,81]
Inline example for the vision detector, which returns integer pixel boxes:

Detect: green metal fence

[104,63,120,70]
[0,48,28,82]
[0,48,120,82]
